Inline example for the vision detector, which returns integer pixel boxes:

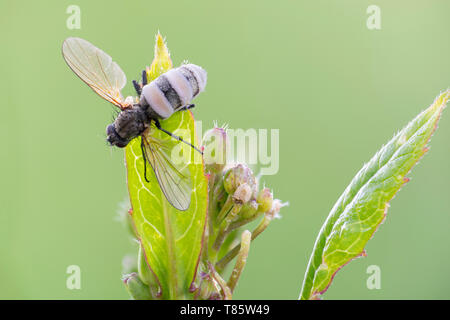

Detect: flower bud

[203,127,228,174]
[209,292,222,300]
[223,164,256,195]
[122,272,152,300]
[256,188,273,213]
[196,270,221,300]
[232,183,252,204]
[239,199,259,219]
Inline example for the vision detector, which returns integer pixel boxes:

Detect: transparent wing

[141,131,192,211]
[62,37,128,109]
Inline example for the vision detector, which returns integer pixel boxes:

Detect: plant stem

[216,215,272,272]
[216,195,233,224]
[227,230,251,293]
[210,203,242,263]
[208,262,232,300]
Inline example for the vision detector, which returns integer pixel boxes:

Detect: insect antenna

[154,119,203,155]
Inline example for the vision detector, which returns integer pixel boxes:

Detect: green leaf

[300,90,449,300]
[124,34,208,299]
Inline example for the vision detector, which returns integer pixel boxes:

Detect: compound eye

[106,123,129,148]
[106,123,116,137]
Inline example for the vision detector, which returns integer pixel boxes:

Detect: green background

[1,0,449,299]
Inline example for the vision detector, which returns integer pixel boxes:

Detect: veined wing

[141,130,192,211]
[62,37,128,109]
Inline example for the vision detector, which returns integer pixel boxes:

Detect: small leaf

[125,34,208,299]
[300,90,449,300]
[147,32,173,81]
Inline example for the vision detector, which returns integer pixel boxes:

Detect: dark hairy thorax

[106,104,153,148]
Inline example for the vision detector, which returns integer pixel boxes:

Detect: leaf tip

[432,89,450,112]
[148,31,173,80]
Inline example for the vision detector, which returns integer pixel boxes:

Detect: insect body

[62,37,206,210]
[107,64,206,148]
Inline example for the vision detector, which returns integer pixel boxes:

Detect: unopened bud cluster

[192,126,287,300]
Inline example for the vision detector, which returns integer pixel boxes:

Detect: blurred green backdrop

[1,0,449,299]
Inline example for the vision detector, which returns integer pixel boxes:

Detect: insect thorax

[106,105,148,148]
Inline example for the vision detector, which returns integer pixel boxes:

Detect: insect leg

[140,137,150,183]
[142,70,148,86]
[154,119,203,155]
[132,69,148,97]
[132,80,142,96]
[177,104,196,111]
